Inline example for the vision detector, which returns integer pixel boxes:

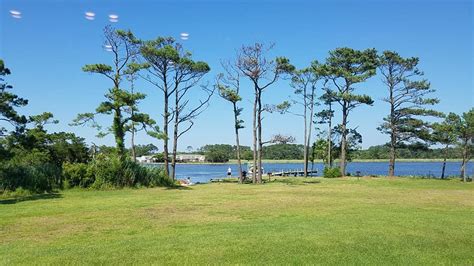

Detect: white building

[175,154,206,163]
[136,155,156,163]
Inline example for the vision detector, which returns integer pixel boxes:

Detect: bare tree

[315,87,336,168]
[265,134,296,145]
[124,61,141,161]
[139,37,179,176]
[171,78,214,180]
[139,38,211,179]
[235,43,294,183]
[289,62,322,176]
[216,61,245,183]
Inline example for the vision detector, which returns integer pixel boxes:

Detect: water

[147,161,474,183]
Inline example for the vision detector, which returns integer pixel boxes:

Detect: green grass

[1,178,473,265]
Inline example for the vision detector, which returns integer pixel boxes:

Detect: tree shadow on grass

[165,185,193,190]
[268,178,321,185]
[0,193,62,205]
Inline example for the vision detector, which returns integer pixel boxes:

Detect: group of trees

[217,45,472,181]
[1,26,472,192]
[75,28,472,181]
[73,26,213,181]
[431,111,474,181]
[1,53,172,192]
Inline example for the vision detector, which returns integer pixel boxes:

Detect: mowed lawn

[1,178,473,265]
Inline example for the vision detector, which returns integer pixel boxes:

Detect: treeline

[353,144,465,160]
[198,144,305,162]
[196,143,469,162]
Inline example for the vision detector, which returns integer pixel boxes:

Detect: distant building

[136,155,156,163]
[175,154,206,163]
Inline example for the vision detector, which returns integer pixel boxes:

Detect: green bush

[62,162,94,188]
[323,167,342,178]
[89,154,123,188]
[0,151,62,193]
[2,152,173,192]
[144,166,174,187]
[82,154,173,189]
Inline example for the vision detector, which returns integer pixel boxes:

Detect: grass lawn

[1,177,473,265]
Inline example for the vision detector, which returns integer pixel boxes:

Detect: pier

[269,169,318,177]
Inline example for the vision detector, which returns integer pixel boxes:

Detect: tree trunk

[131,124,136,162]
[328,103,333,168]
[257,90,263,184]
[171,89,179,181]
[340,104,347,176]
[114,108,125,161]
[171,126,178,181]
[303,97,308,177]
[389,131,396,177]
[163,89,170,177]
[388,82,396,177]
[306,92,315,176]
[233,103,243,183]
[441,144,449,179]
[252,90,258,184]
[130,80,137,162]
[389,144,396,177]
[461,143,467,182]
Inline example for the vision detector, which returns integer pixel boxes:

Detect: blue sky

[1,0,473,151]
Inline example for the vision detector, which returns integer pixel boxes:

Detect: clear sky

[1,0,473,151]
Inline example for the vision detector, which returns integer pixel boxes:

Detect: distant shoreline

[144,158,466,165]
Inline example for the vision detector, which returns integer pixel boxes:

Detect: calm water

[148,161,474,183]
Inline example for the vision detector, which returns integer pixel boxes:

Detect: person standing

[227,167,232,177]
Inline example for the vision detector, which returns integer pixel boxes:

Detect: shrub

[122,159,174,187]
[2,152,173,192]
[323,167,342,178]
[144,166,174,187]
[89,154,123,189]
[87,154,173,189]
[0,151,61,193]
[62,162,94,188]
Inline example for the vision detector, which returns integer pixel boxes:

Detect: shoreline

[144,158,466,165]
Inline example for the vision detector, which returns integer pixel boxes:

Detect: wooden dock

[269,169,318,177]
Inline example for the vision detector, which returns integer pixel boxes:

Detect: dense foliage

[0,59,28,136]
[198,144,305,161]
[353,144,463,160]
[262,144,304,160]
[63,155,172,189]
[198,142,471,162]
[0,58,172,194]
[199,144,233,162]
[323,167,342,178]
